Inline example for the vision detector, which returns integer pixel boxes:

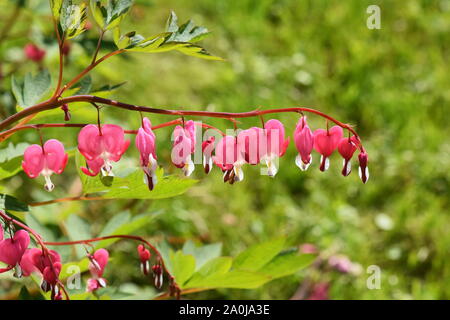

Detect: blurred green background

[1,0,449,299]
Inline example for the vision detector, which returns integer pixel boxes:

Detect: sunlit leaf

[168,250,196,286]
[60,0,88,39]
[233,237,286,271]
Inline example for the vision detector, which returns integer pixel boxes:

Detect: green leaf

[165,11,210,43]
[116,11,222,60]
[50,0,63,18]
[11,69,51,108]
[233,238,286,272]
[184,257,232,289]
[182,240,222,270]
[0,194,29,212]
[59,258,90,280]
[258,252,316,280]
[186,270,269,289]
[90,0,133,30]
[75,152,197,199]
[168,250,196,286]
[0,143,29,180]
[60,0,88,39]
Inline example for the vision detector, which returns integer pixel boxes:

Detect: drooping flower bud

[61,103,71,121]
[20,248,62,299]
[152,264,163,289]
[87,249,109,292]
[337,136,358,176]
[293,116,314,171]
[135,117,158,190]
[137,244,151,276]
[78,124,130,176]
[358,151,369,183]
[22,139,69,192]
[202,136,215,174]
[313,126,343,171]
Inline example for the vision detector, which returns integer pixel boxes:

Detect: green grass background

[1,0,449,299]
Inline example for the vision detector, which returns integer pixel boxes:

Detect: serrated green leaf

[165,11,210,43]
[60,0,87,39]
[11,69,51,108]
[233,238,285,272]
[90,0,133,30]
[168,250,196,286]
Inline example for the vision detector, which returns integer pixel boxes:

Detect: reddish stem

[0,120,225,141]
[0,95,364,151]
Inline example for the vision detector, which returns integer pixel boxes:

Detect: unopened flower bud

[61,104,71,121]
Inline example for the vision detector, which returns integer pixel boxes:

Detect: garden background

[0,0,449,299]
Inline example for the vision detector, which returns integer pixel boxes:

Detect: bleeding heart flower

[0,230,30,274]
[202,136,215,174]
[294,116,314,171]
[20,247,62,298]
[260,119,290,177]
[78,124,130,176]
[137,244,151,276]
[135,117,158,190]
[87,249,109,292]
[22,139,68,192]
[358,151,369,183]
[171,120,196,176]
[237,127,265,165]
[24,43,46,62]
[313,126,343,171]
[20,248,61,277]
[337,136,358,176]
[213,135,246,183]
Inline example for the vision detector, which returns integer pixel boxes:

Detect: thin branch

[58,49,125,97]
[91,29,105,64]
[0,119,224,141]
[0,95,364,150]
[29,196,104,207]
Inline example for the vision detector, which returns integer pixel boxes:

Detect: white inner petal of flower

[183,157,195,177]
[295,154,312,171]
